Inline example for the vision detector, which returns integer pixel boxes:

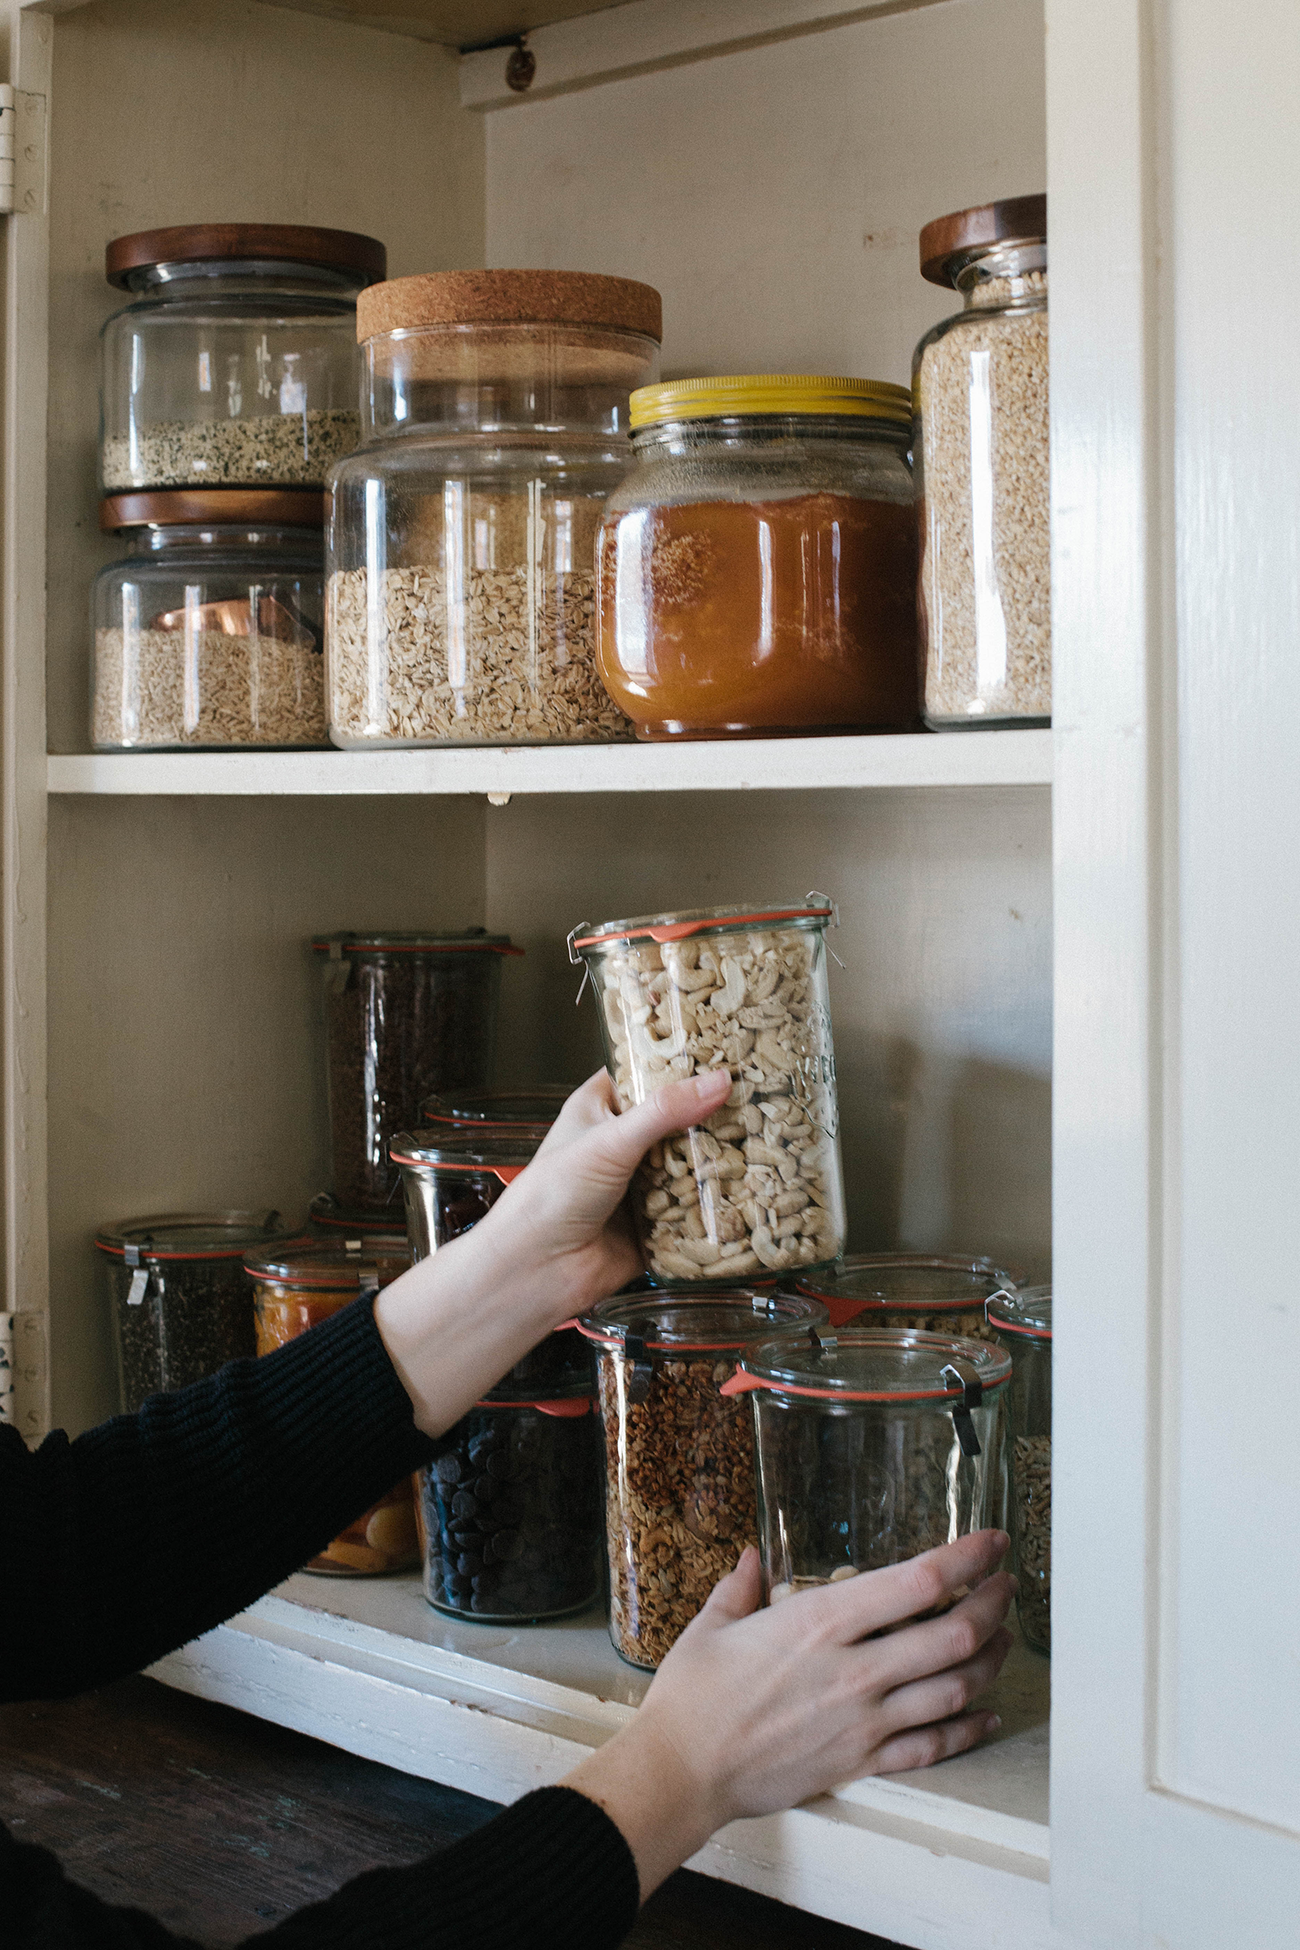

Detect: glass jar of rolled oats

[326,270,662,747]
[913,194,1049,728]
[570,898,847,1285]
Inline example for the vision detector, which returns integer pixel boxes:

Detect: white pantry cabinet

[2,0,1297,1944]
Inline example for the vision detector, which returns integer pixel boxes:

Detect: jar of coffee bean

[417,1389,602,1623]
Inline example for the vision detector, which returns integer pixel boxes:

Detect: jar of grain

[327,269,661,747]
[246,1237,421,1576]
[987,1285,1052,1653]
[570,899,847,1285]
[596,375,918,738]
[725,1326,1010,1602]
[912,194,1049,728]
[101,224,383,493]
[578,1287,829,1668]
[92,491,329,749]
[794,1252,1022,1339]
[313,932,519,1213]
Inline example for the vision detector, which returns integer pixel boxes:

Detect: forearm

[564,1725,722,1902]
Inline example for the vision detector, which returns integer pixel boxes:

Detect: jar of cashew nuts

[570,899,847,1285]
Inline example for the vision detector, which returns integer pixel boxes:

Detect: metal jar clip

[940,1358,984,1457]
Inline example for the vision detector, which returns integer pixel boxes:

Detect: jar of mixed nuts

[326,269,661,747]
[578,1287,828,1669]
[795,1252,1021,1339]
[724,1326,1011,1602]
[246,1237,421,1576]
[987,1285,1052,1653]
[913,194,1049,728]
[96,1210,295,1414]
[101,223,383,492]
[313,931,519,1212]
[570,900,846,1285]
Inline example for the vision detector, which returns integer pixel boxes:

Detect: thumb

[687,1546,764,1635]
[588,1069,733,1179]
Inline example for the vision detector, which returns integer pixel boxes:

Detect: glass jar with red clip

[246,1236,420,1575]
[577,1287,828,1669]
[722,1326,1010,1603]
[987,1285,1052,1652]
[417,1085,576,1133]
[794,1252,1021,1340]
[570,898,846,1287]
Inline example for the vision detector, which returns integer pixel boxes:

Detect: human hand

[565,1531,1014,1899]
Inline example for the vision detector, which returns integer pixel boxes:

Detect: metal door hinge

[0,84,48,218]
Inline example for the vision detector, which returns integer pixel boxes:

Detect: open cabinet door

[1051,1,1300,1943]
[0,0,49,1443]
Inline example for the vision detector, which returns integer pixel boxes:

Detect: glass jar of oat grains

[326,270,661,746]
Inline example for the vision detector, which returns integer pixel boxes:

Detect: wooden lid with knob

[919,194,1046,286]
[106,224,387,290]
[356,269,662,344]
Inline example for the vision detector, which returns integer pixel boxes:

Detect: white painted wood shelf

[46,730,1052,797]
[151,1572,1052,1946]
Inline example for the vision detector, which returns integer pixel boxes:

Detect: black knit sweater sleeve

[0,1296,433,1701]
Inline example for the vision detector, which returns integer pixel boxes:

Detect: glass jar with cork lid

[326,269,661,747]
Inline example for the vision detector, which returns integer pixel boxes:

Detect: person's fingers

[699,1546,764,1625]
[877,1627,1013,1735]
[535,1071,620,1155]
[864,1571,1016,1691]
[868,1710,1001,1777]
[810,1531,1010,1644]
[579,1069,733,1181]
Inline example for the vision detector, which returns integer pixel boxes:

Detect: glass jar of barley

[326,270,661,747]
[912,195,1049,728]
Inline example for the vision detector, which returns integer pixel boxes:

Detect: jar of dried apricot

[595,375,918,739]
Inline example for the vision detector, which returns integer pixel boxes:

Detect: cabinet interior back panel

[485,787,1052,1279]
[485,0,1045,385]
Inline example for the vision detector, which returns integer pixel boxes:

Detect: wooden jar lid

[918,194,1046,286]
[356,269,663,345]
[106,224,387,290]
[100,489,326,530]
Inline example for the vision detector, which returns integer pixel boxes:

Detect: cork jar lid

[356,269,663,345]
[101,489,325,531]
[106,224,387,290]
[919,194,1046,286]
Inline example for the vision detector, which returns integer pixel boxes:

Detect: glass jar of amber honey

[595,376,918,739]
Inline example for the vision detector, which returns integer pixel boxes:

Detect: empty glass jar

[92,493,327,749]
[571,899,846,1285]
[725,1326,1010,1601]
[913,195,1049,728]
[326,268,661,747]
[101,223,383,492]
[418,1085,574,1133]
[988,1285,1052,1652]
[796,1252,1020,1338]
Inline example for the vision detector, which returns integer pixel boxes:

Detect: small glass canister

[96,1210,295,1414]
[912,194,1049,728]
[101,223,383,492]
[578,1287,829,1669]
[246,1236,420,1575]
[307,1193,415,1240]
[570,899,846,1286]
[416,1383,602,1622]
[795,1252,1021,1340]
[326,268,661,748]
[596,375,918,739]
[418,1085,575,1132]
[92,491,328,750]
[724,1326,1010,1601]
[987,1285,1052,1652]
[313,931,519,1212]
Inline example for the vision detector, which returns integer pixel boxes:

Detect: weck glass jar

[578,1287,828,1669]
[101,223,384,491]
[418,1085,574,1133]
[96,1209,295,1413]
[247,1237,420,1575]
[595,374,918,738]
[571,899,846,1285]
[913,194,1049,728]
[326,268,662,747]
[313,931,517,1211]
[92,492,327,749]
[987,1285,1052,1652]
[795,1252,1021,1338]
[724,1326,1010,1601]
[417,1384,603,1622]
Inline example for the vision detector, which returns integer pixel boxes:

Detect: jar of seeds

[96,1210,296,1414]
[578,1288,828,1670]
[987,1285,1052,1652]
[101,224,382,493]
[795,1252,1021,1339]
[92,491,328,749]
[913,194,1049,728]
[725,1326,1010,1603]
[326,269,660,747]
[571,899,847,1285]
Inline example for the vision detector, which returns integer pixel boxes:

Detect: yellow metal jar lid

[629,374,911,432]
